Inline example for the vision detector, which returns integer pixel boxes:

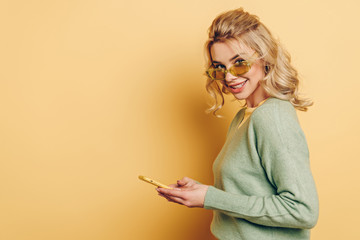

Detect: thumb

[177,177,194,187]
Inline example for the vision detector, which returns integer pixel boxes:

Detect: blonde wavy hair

[205,8,313,115]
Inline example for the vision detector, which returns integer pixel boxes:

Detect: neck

[246,85,270,108]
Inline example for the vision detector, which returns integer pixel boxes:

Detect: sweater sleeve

[204,101,319,229]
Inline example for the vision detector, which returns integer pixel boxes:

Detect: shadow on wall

[150,61,231,169]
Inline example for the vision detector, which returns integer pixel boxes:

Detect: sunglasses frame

[206,52,260,81]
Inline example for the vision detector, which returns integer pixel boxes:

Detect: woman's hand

[156,177,209,208]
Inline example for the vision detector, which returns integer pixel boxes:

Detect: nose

[225,71,237,83]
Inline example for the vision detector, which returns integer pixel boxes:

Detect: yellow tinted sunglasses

[206,60,253,81]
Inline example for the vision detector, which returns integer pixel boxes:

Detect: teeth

[231,81,247,89]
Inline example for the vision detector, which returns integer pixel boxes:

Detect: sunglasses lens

[207,68,225,80]
[231,62,251,76]
[230,62,250,76]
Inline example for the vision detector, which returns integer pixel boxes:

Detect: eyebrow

[212,54,240,64]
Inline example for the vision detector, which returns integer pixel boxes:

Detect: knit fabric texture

[204,97,319,240]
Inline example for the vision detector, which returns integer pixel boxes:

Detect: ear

[264,65,270,74]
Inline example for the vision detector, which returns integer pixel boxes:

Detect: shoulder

[255,97,295,114]
[250,97,301,131]
[252,98,297,120]
[249,98,308,151]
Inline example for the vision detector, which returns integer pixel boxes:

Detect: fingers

[155,180,187,206]
[157,192,183,204]
[155,177,199,207]
[156,188,184,205]
[157,188,184,198]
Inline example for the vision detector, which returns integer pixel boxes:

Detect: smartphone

[138,175,173,189]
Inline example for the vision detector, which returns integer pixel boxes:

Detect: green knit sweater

[204,97,319,240]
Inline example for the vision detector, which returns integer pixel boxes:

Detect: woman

[157,8,319,240]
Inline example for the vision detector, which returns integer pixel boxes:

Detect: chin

[233,93,247,100]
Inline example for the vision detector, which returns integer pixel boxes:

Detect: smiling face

[210,41,269,108]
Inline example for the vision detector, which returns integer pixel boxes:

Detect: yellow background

[1,0,359,239]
